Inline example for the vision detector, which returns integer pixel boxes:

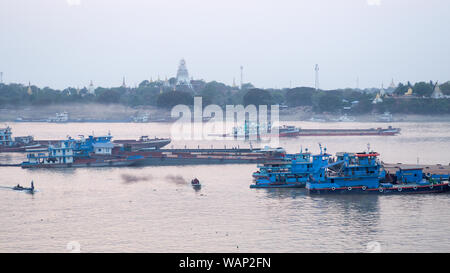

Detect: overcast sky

[0,0,449,90]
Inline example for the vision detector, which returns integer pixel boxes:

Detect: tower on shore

[240,65,243,89]
[0,72,3,84]
[314,64,319,90]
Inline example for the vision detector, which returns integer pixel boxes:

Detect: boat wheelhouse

[0,126,13,147]
[24,140,74,166]
[250,146,330,188]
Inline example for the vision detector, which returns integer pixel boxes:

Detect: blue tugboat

[305,147,450,195]
[250,144,450,194]
[21,133,143,168]
[250,146,329,188]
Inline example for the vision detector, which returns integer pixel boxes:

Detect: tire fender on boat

[331,187,336,191]
[398,187,402,192]
[413,186,418,190]
[429,184,434,189]
[347,187,352,191]
[379,188,384,193]
[362,186,367,191]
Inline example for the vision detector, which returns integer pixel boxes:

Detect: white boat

[47,112,69,123]
[337,114,355,122]
[376,112,393,122]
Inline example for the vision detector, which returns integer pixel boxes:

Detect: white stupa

[431,83,444,99]
[176,59,192,88]
[88,80,95,94]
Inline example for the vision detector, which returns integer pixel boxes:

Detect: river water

[0,121,449,252]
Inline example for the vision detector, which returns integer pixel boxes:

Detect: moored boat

[305,149,450,195]
[250,148,319,188]
[21,134,144,168]
[249,145,450,194]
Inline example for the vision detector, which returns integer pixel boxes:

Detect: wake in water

[121,174,154,184]
[0,185,38,194]
[164,175,188,185]
[120,173,193,188]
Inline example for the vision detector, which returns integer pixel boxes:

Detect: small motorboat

[191,178,201,190]
[13,181,35,193]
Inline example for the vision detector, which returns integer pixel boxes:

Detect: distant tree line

[0,79,449,114]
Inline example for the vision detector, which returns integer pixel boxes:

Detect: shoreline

[1,104,450,123]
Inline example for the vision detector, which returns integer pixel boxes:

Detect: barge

[228,123,400,139]
[116,146,287,166]
[250,145,450,195]
[21,135,144,168]
[0,126,40,152]
[0,126,171,153]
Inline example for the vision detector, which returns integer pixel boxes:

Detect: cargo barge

[295,126,400,136]
[21,135,144,168]
[227,123,400,139]
[20,132,286,168]
[250,145,450,195]
[116,147,287,166]
[0,126,40,152]
[0,126,171,152]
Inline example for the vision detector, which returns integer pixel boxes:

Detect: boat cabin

[92,142,114,155]
[0,126,13,146]
[395,168,424,184]
[25,141,74,165]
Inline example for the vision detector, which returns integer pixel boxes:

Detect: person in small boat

[31,181,34,191]
[16,184,21,189]
[192,178,200,185]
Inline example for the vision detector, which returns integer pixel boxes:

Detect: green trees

[314,91,343,113]
[243,89,273,106]
[285,87,315,106]
[413,81,434,97]
[156,91,193,109]
[439,81,450,95]
[200,81,228,106]
[0,79,449,114]
[95,88,122,104]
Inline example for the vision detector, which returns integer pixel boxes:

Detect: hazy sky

[0,0,449,90]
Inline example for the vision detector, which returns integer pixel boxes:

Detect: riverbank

[1,104,449,123]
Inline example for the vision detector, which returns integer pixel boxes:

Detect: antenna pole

[314,64,319,90]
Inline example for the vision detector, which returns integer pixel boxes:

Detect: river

[0,121,449,252]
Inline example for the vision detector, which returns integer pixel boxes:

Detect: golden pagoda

[27,82,32,95]
[404,87,413,96]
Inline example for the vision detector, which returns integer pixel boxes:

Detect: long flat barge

[227,125,401,139]
[115,147,286,166]
[2,136,170,153]
[297,126,400,136]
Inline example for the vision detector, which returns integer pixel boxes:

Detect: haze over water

[1,121,450,252]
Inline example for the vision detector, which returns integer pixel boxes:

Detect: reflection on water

[0,121,450,252]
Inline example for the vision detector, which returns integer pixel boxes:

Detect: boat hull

[134,157,262,166]
[250,182,305,189]
[307,183,450,194]
[21,160,137,168]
